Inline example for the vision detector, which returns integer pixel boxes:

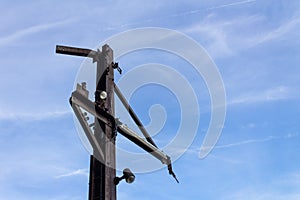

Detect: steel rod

[114,83,158,148]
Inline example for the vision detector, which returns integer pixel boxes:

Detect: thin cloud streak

[228,86,291,105]
[106,0,256,31]
[55,168,88,179]
[0,19,74,46]
[209,154,245,164]
[0,110,72,121]
[225,172,300,200]
[183,14,262,57]
[207,0,256,10]
[171,0,256,17]
[255,14,300,44]
[214,133,298,149]
[215,136,278,149]
[184,12,300,58]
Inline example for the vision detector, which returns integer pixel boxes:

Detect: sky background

[1,0,300,199]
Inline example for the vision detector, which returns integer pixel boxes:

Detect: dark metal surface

[56,45,97,58]
[89,44,116,200]
[71,91,115,128]
[56,44,116,200]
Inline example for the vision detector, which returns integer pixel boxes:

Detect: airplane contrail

[214,136,278,149]
[207,0,257,10]
[199,132,298,152]
[0,18,74,46]
[55,168,88,179]
[105,0,257,31]
[214,133,298,149]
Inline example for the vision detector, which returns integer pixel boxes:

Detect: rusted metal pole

[89,44,116,200]
[56,44,116,200]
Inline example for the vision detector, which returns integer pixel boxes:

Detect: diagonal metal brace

[114,83,158,148]
[71,103,105,162]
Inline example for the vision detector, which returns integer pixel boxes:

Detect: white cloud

[212,132,298,150]
[207,0,257,11]
[169,0,257,17]
[0,19,74,47]
[209,154,245,164]
[227,189,300,200]
[103,0,257,32]
[55,168,89,179]
[184,14,263,57]
[214,136,278,149]
[228,86,291,105]
[184,12,300,57]
[0,110,72,121]
[225,172,300,200]
[198,133,299,159]
[255,14,300,45]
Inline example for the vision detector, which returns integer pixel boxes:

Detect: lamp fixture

[114,168,135,185]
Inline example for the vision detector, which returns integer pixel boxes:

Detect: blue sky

[1,0,300,199]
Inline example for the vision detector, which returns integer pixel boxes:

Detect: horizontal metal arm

[116,120,169,165]
[56,45,98,59]
[70,90,115,129]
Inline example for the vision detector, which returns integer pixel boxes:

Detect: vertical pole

[88,44,116,200]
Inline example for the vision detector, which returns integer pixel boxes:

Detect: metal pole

[57,43,180,200]
[89,44,116,200]
[56,44,116,199]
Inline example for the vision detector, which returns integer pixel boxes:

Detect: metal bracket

[72,103,105,162]
[111,62,122,74]
[70,82,179,183]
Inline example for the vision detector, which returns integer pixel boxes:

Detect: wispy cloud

[255,14,300,45]
[0,19,74,46]
[172,0,256,17]
[55,168,88,179]
[213,132,298,150]
[225,172,300,200]
[207,0,256,11]
[198,133,299,158]
[184,14,262,57]
[105,0,257,31]
[209,154,245,164]
[227,188,300,200]
[0,110,72,121]
[228,86,291,105]
[215,136,278,149]
[184,11,300,57]
[171,0,257,17]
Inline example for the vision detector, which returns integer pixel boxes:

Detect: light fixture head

[123,168,135,183]
[114,168,135,185]
[100,91,107,100]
